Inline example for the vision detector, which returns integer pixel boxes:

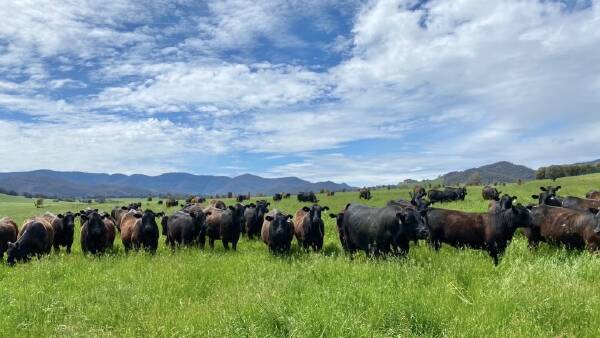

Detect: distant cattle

[7,217,54,265]
[208,200,227,210]
[120,210,164,253]
[243,201,269,239]
[0,217,18,260]
[428,187,467,203]
[43,212,79,253]
[236,194,249,202]
[80,211,116,255]
[586,190,600,201]
[427,189,447,203]
[482,186,501,201]
[531,186,563,207]
[413,186,427,199]
[525,205,600,251]
[165,199,179,208]
[201,204,245,250]
[358,188,372,200]
[161,210,211,248]
[261,209,294,254]
[181,203,207,215]
[426,199,532,265]
[283,193,291,199]
[561,196,600,213]
[342,203,429,257]
[293,204,329,251]
[297,192,318,203]
[158,200,164,205]
[326,191,335,197]
[273,193,282,201]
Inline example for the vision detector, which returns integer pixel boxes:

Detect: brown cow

[293,204,329,251]
[6,217,54,265]
[80,211,116,254]
[201,204,245,250]
[525,205,600,251]
[586,190,600,201]
[482,186,501,201]
[561,196,600,213]
[208,200,227,210]
[0,217,18,260]
[120,209,163,253]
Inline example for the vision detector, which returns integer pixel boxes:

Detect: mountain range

[0,170,353,198]
[441,161,535,185]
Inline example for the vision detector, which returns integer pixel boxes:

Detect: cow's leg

[231,239,238,251]
[209,238,215,249]
[223,240,230,250]
[66,243,72,254]
[53,244,60,254]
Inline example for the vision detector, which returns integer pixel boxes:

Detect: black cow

[261,210,294,254]
[47,212,79,253]
[243,201,269,239]
[342,203,429,257]
[6,218,54,265]
[359,188,372,200]
[162,210,211,248]
[444,187,467,201]
[80,211,116,255]
[525,205,600,250]
[273,193,282,201]
[297,192,318,203]
[329,211,346,250]
[202,204,245,250]
[426,199,532,265]
[237,195,249,202]
[482,186,501,201]
[531,186,563,207]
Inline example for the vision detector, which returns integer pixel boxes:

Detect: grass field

[2,175,600,337]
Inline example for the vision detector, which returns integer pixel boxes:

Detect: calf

[561,196,600,213]
[45,212,79,253]
[243,201,269,239]
[525,205,600,250]
[342,203,429,257]
[80,211,116,254]
[293,204,329,251]
[162,210,210,248]
[6,217,54,265]
[201,204,245,250]
[482,186,501,201]
[427,200,532,265]
[261,209,294,254]
[120,210,164,253]
[0,217,18,260]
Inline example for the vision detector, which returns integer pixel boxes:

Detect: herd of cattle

[1,185,600,266]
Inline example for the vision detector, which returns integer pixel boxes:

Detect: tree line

[536,163,600,181]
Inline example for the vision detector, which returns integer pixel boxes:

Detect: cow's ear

[156,212,165,218]
[57,214,64,218]
[322,206,329,211]
[80,214,88,221]
[133,213,142,219]
[589,208,599,215]
[531,195,539,199]
[329,213,337,219]
[265,216,274,222]
[286,215,293,220]
[556,186,561,191]
[302,206,310,212]
[74,213,80,217]
[540,187,547,191]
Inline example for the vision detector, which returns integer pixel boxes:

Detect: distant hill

[442,161,535,185]
[0,170,354,198]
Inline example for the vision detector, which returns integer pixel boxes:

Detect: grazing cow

[273,193,282,201]
[358,188,372,200]
[80,211,116,254]
[283,193,291,199]
[236,195,249,202]
[208,200,227,210]
[243,201,269,239]
[0,218,18,260]
[165,199,179,208]
[413,186,427,199]
[427,200,532,265]
[427,189,447,203]
[43,212,79,254]
[444,187,467,201]
[531,186,563,207]
[586,190,600,201]
[261,209,294,254]
[329,211,346,250]
[158,200,164,205]
[201,204,245,250]
[120,210,164,253]
[326,191,335,197]
[297,192,318,203]
[561,196,600,213]
[162,210,211,248]
[482,186,501,201]
[525,205,600,250]
[342,203,429,257]
[6,217,54,265]
[293,204,329,251]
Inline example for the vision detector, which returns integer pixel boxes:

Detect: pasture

[2,175,600,337]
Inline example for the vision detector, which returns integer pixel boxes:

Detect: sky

[0,0,599,186]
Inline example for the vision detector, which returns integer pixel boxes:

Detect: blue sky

[0,0,599,186]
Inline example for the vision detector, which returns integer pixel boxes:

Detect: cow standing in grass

[201,204,245,250]
[162,210,211,248]
[482,186,501,201]
[80,211,116,255]
[243,201,269,239]
[262,209,294,254]
[43,212,79,254]
[6,217,54,265]
[0,217,18,260]
[120,210,163,253]
[293,204,329,251]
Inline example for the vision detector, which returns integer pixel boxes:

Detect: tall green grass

[1,174,600,337]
